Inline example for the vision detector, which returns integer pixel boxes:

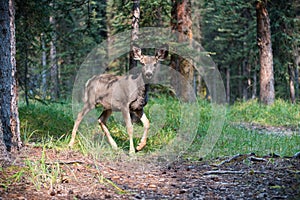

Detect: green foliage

[0,166,26,190]
[19,97,299,161]
[229,99,300,127]
[25,146,63,190]
[19,101,73,144]
[202,0,300,101]
[208,125,300,159]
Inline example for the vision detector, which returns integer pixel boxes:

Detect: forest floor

[1,142,299,200]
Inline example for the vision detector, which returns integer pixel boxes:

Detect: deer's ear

[132,45,143,60]
[155,44,169,61]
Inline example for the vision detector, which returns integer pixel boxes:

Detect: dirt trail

[1,146,299,200]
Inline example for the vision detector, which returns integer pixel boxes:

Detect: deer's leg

[98,109,118,150]
[121,108,135,154]
[69,104,93,147]
[136,112,150,151]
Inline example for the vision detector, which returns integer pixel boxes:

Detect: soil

[1,145,299,200]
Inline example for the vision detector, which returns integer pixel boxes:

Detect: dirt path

[1,146,299,200]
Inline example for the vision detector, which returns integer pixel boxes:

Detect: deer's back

[84,73,146,111]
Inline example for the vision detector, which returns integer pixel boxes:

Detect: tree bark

[0,0,20,157]
[50,2,59,100]
[9,0,21,150]
[295,54,299,100]
[41,33,47,99]
[0,118,11,166]
[288,64,296,103]
[171,0,194,102]
[129,0,140,71]
[226,67,230,103]
[252,69,257,99]
[256,0,275,105]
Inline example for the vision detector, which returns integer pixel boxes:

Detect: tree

[50,1,59,100]
[9,0,21,150]
[256,0,275,105]
[171,0,194,102]
[0,0,21,164]
[129,0,140,71]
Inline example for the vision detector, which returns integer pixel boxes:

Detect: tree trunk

[252,69,257,99]
[288,64,296,103]
[242,59,248,101]
[0,0,12,153]
[171,0,194,102]
[9,0,21,150]
[41,33,47,99]
[256,0,275,105]
[24,49,29,105]
[226,67,230,103]
[0,0,20,157]
[0,118,11,166]
[293,46,299,100]
[50,3,59,100]
[129,0,140,71]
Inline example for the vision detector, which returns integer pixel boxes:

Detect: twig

[216,153,253,166]
[203,170,245,175]
[249,156,267,162]
[45,160,85,165]
[203,170,266,175]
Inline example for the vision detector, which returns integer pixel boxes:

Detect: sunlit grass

[19,98,300,160]
[228,99,300,128]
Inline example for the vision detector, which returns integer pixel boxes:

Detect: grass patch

[19,98,300,160]
[19,101,73,146]
[229,99,300,128]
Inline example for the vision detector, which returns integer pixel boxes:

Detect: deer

[69,44,168,154]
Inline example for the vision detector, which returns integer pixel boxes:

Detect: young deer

[69,44,168,154]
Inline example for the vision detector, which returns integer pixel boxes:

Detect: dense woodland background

[14,0,300,104]
[1,1,300,198]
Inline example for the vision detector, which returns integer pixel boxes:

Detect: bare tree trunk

[50,3,59,100]
[238,64,242,99]
[252,68,257,99]
[24,49,29,105]
[9,0,21,150]
[41,33,47,99]
[0,0,20,156]
[288,64,296,103]
[256,0,275,105]
[0,0,13,154]
[242,59,248,101]
[293,46,299,100]
[226,67,230,103]
[171,0,194,102]
[129,0,140,71]
[0,118,11,166]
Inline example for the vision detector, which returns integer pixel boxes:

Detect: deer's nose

[145,72,152,78]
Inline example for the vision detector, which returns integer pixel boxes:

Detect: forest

[11,0,300,104]
[0,0,300,199]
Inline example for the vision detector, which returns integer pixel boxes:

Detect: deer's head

[132,44,168,81]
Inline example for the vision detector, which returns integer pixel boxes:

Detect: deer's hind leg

[98,109,118,150]
[69,104,94,147]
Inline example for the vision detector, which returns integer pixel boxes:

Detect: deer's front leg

[136,113,149,151]
[122,108,135,155]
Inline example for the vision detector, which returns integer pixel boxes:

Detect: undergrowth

[19,98,300,160]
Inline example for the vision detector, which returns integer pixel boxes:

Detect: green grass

[19,101,73,146]
[228,99,300,128]
[19,97,300,160]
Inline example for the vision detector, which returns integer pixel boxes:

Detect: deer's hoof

[136,141,146,151]
[68,141,74,148]
[129,148,136,155]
